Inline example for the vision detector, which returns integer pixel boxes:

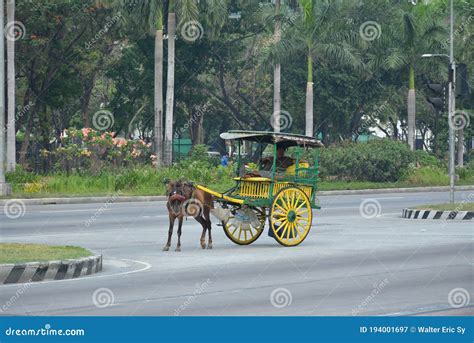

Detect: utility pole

[421,0,456,204]
[0,0,12,195]
[448,0,455,204]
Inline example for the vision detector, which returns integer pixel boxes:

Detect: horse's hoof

[163,246,170,251]
[175,247,181,252]
[207,245,213,250]
[201,244,206,249]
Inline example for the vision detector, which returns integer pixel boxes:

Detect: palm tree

[163,0,176,166]
[97,0,166,167]
[6,0,15,171]
[275,0,361,137]
[386,3,445,150]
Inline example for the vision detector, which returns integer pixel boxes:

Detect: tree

[274,0,361,137]
[97,0,166,167]
[6,0,16,171]
[387,3,446,150]
[163,0,176,166]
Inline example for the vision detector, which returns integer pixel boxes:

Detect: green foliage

[413,150,446,168]
[400,166,449,186]
[317,139,414,182]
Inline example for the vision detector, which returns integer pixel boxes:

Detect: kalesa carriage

[197,130,324,247]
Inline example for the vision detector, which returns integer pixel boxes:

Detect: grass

[0,243,93,264]
[2,165,473,199]
[414,203,474,211]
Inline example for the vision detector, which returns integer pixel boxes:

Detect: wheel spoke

[275,202,288,214]
[295,224,304,237]
[291,224,296,239]
[295,200,307,211]
[279,222,289,239]
[296,221,308,233]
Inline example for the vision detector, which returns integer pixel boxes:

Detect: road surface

[1,190,472,316]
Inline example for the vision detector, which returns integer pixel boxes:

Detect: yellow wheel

[223,207,266,245]
[270,187,312,246]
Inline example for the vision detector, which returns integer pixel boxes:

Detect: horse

[163,179,214,251]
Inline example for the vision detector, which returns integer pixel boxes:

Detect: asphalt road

[0,190,472,316]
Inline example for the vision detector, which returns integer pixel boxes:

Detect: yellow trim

[196,185,244,204]
[222,208,266,245]
[269,187,312,246]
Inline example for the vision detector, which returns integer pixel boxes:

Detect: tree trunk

[407,65,416,151]
[154,28,164,168]
[80,76,94,128]
[164,8,176,166]
[305,54,313,137]
[6,0,15,171]
[272,0,281,132]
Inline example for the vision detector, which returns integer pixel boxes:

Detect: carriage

[196,130,323,247]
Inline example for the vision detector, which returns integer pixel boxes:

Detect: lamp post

[421,0,456,204]
[0,0,12,196]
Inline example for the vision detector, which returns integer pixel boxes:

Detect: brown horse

[163,180,214,251]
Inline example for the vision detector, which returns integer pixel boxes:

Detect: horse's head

[164,180,185,201]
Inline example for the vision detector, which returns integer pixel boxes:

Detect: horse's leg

[175,216,183,252]
[163,216,175,251]
[195,215,207,249]
[204,207,213,249]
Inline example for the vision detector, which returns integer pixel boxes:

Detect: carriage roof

[220,130,324,148]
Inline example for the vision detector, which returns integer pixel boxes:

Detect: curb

[0,255,102,285]
[0,185,473,206]
[402,208,474,220]
[318,185,474,196]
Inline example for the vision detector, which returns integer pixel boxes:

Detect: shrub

[413,150,445,168]
[400,166,449,186]
[317,139,414,182]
